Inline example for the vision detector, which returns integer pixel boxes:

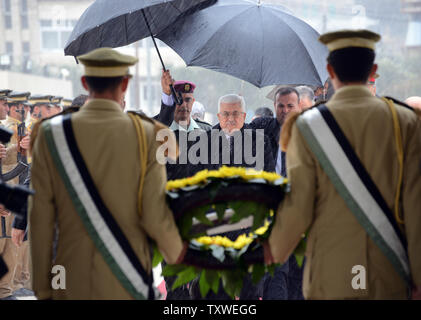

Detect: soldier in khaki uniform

[49,96,63,116]
[29,48,185,300]
[0,88,17,300]
[0,91,32,299]
[265,30,421,299]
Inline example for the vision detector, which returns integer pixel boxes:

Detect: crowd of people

[0,28,420,300]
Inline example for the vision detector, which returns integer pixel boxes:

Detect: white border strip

[302,108,409,276]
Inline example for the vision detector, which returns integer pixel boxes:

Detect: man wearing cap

[154,71,213,299]
[155,70,211,132]
[263,30,421,299]
[49,96,63,116]
[0,88,19,300]
[0,89,11,161]
[2,91,31,186]
[27,95,53,132]
[155,70,212,182]
[1,91,33,299]
[29,47,186,300]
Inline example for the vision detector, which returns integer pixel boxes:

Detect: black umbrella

[157,0,329,88]
[64,0,216,104]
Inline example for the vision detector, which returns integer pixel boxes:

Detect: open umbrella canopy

[64,0,216,56]
[157,0,329,88]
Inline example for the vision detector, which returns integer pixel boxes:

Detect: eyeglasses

[218,111,245,118]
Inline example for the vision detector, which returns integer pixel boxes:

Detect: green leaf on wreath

[295,254,305,268]
[172,266,198,290]
[199,270,211,298]
[209,181,222,201]
[179,213,193,239]
[194,206,213,226]
[294,236,307,256]
[266,264,277,277]
[152,245,163,268]
[251,264,266,285]
[162,264,187,277]
[252,204,268,231]
[214,203,227,222]
[221,271,243,299]
[205,270,220,295]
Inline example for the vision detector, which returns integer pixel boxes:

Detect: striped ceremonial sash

[296,105,411,287]
[43,114,154,300]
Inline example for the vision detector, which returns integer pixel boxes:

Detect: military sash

[43,114,154,300]
[296,105,411,286]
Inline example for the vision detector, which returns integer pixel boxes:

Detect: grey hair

[218,94,246,113]
[296,86,315,103]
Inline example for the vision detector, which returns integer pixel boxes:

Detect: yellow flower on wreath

[195,220,270,250]
[166,166,284,191]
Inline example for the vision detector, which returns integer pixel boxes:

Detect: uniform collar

[81,98,123,113]
[169,117,201,132]
[328,85,373,103]
[5,116,22,124]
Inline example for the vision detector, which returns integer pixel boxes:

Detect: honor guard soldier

[0,91,31,300]
[29,47,186,300]
[264,30,421,299]
[3,91,31,185]
[0,88,16,300]
[27,95,53,133]
[49,96,63,116]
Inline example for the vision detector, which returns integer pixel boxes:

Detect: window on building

[6,41,13,65]
[21,0,29,29]
[40,19,77,51]
[22,41,31,72]
[3,0,12,29]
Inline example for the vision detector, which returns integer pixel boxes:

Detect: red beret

[173,80,196,94]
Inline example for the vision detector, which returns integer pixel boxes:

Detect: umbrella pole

[141,9,183,105]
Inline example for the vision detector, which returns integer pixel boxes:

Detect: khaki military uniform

[269,85,421,299]
[1,116,21,185]
[0,117,25,298]
[29,99,184,300]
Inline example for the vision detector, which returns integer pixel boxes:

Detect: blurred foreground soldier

[367,73,379,96]
[296,86,315,110]
[266,30,421,299]
[29,47,185,300]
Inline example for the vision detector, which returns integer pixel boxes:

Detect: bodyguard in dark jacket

[154,71,211,181]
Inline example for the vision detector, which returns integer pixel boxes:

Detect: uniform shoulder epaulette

[383,96,414,111]
[127,110,155,125]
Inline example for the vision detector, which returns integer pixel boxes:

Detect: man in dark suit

[250,86,304,300]
[201,93,275,172]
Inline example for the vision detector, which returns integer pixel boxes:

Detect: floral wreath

[153,166,306,298]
